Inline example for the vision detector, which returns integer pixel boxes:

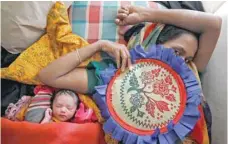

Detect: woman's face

[52,94,77,122]
[162,33,198,63]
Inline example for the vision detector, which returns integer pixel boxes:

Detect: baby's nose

[61,107,67,113]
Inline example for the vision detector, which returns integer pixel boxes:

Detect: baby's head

[51,89,79,122]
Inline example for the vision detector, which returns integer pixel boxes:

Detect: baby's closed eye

[67,106,75,110]
[56,104,62,108]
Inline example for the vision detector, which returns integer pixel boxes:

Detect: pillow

[70,1,166,44]
[1,1,72,54]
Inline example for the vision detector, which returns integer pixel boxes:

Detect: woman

[38,5,221,95]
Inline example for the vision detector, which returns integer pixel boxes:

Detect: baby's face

[52,94,77,122]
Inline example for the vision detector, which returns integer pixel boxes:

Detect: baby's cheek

[69,109,77,116]
[53,108,60,116]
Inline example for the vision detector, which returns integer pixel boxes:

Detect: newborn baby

[41,89,79,123]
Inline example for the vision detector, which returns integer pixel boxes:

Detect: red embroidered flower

[165,75,172,85]
[165,94,176,102]
[151,69,161,77]
[140,68,161,84]
[171,85,177,93]
[153,80,169,97]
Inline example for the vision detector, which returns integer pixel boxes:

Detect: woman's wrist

[96,40,107,51]
[97,40,111,51]
[140,8,160,23]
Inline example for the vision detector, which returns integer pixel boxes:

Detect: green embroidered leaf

[127,87,138,93]
[129,73,139,88]
[137,110,145,118]
[130,106,137,113]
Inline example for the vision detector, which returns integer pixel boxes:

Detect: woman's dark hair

[124,24,200,47]
[51,89,80,109]
[156,24,200,45]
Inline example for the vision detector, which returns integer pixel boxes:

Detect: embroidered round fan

[93,45,201,144]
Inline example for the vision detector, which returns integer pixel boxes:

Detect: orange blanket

[1,118,106,144]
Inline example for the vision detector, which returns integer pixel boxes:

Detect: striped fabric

[25,90,52,123]
[27,92,51,112]
[71,1,165,44]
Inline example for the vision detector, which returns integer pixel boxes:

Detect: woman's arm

[116,6,222,72]
[38,40,131,94]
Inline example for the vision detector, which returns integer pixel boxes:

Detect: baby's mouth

[59,115,67,118]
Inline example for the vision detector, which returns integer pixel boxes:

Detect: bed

[1,1,225,144]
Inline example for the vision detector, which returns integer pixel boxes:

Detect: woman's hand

[99,40,132,72]
[115,5,146,26]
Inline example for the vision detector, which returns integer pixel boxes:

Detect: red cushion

[1,118,105,144]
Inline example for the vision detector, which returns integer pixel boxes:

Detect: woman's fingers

[118,9,129,15]
[120,48,127,72]
[119,45,132,72]
[123,47,132,70]
[116,6,129,26]
[116,12,128,20]
[115,18,126,26]
[102,41,131,71]
[115,49,121,69]
[121,5,130,11]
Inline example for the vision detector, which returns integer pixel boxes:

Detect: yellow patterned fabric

[0,2,115,143]
[15,99,31,121]
[0,2,102,85]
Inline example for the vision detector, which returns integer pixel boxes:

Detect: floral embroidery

[129,93,145,118]
[153,80,169,97]
[127,68,177,119]
[139,68,161,84]
[165,94,176,102]
[129,93,145,108]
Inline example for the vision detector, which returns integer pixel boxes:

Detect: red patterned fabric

[72,102,98,123]
[190,106,209,144]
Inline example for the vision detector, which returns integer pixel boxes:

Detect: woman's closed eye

[174,49,181,56]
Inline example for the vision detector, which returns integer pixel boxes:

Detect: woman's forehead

[163,33,198,57]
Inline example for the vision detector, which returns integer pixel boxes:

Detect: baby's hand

[41,108,52,124]
[45,108,52,119]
